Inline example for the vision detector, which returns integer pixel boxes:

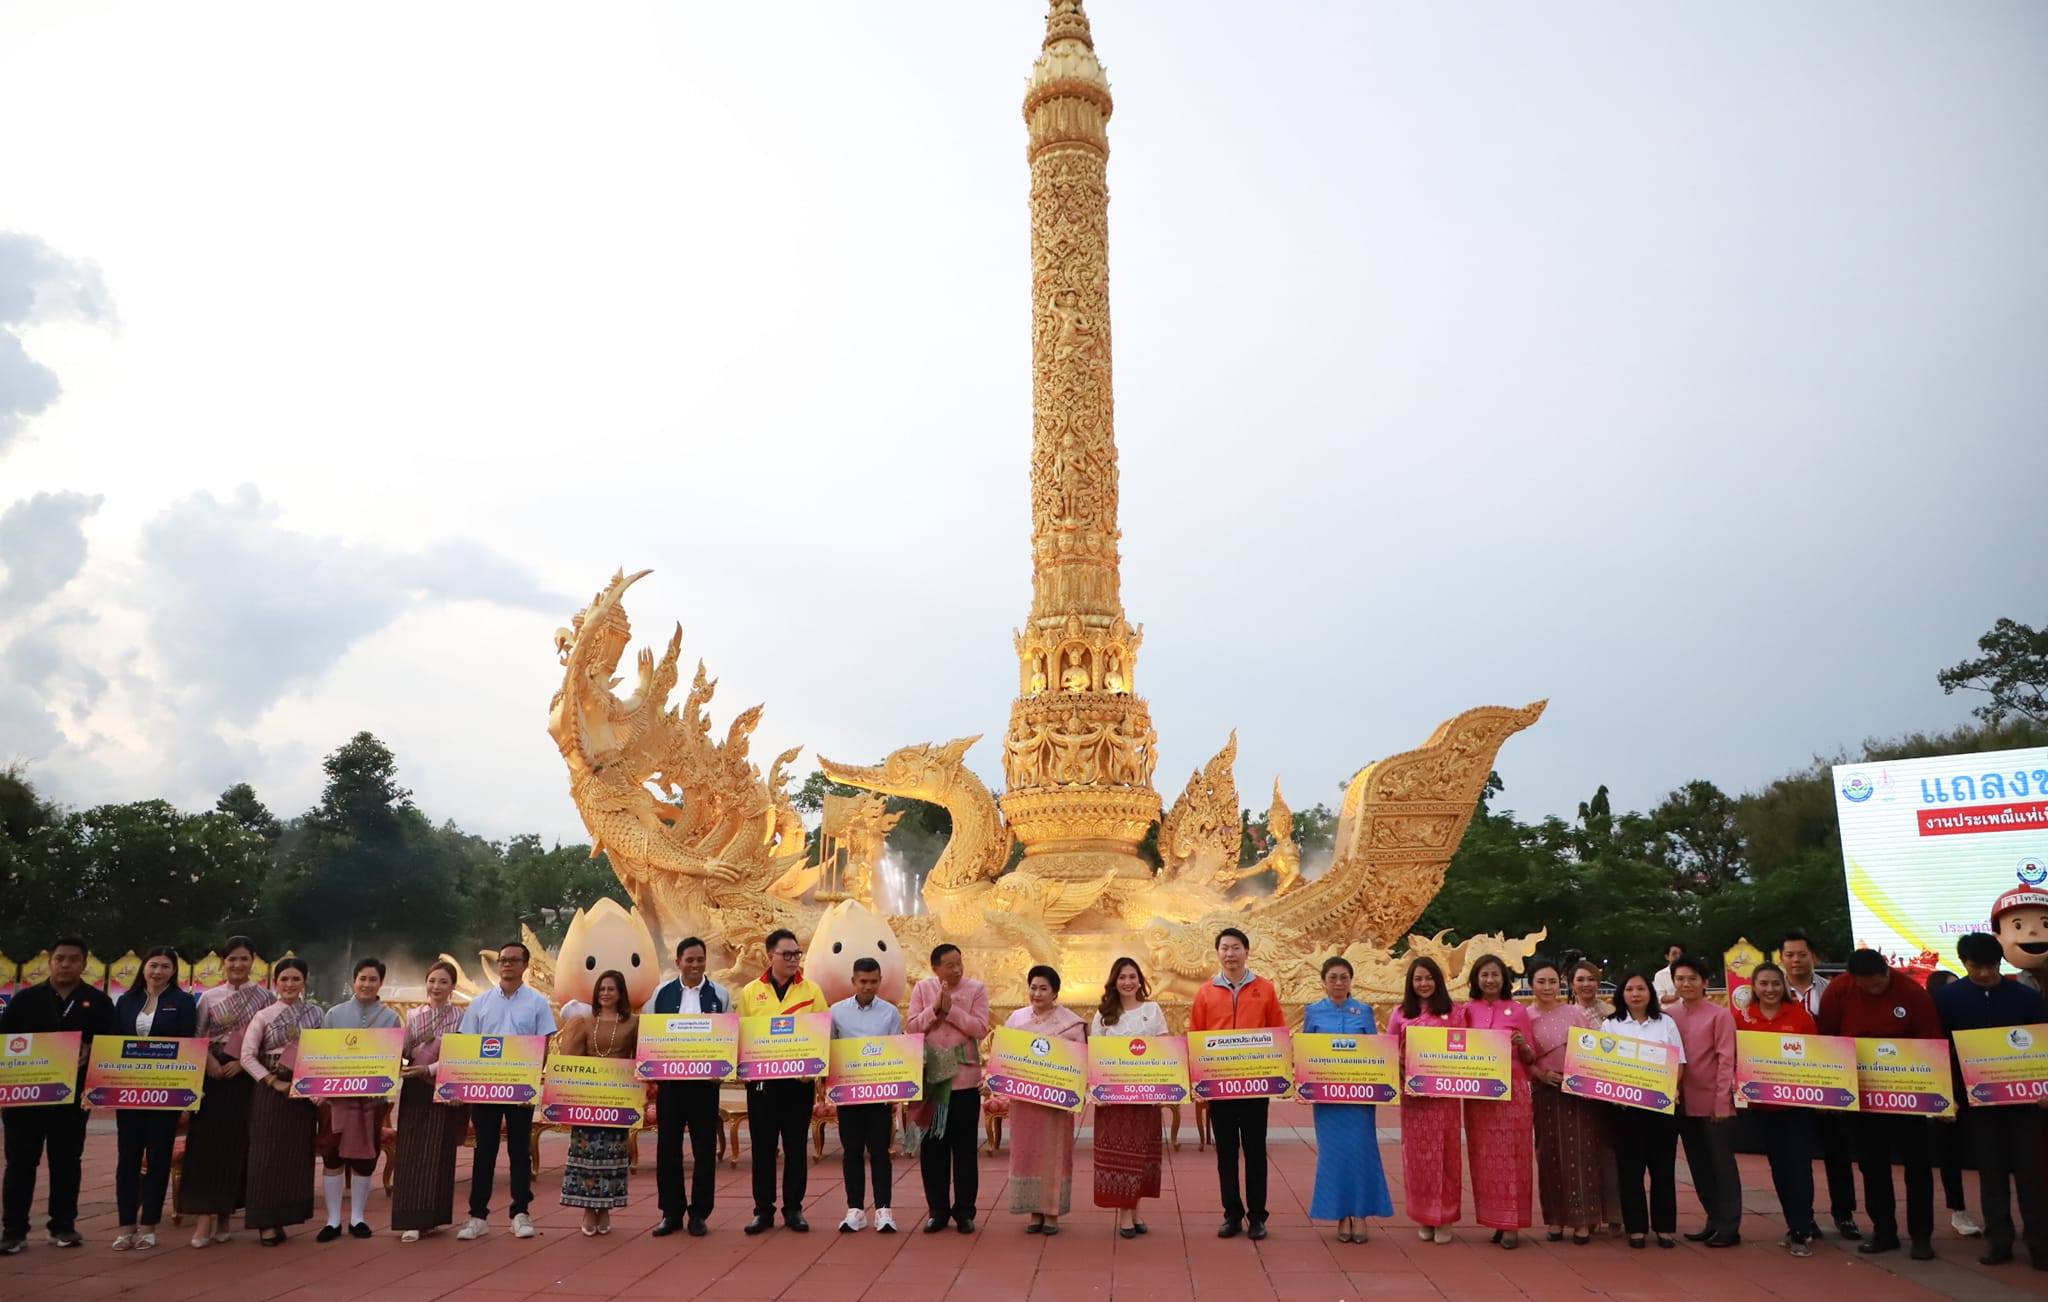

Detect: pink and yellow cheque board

[1954,1023,2048,1107]
[986,1026,1086,1112]
[85,1036,207,1110]
[542,1055,645,1127]
[1853,1037,1956,1117]
[827,1034,925,1105]
[1403,1025,1513,1101]
[636,1014,739,1082]
[435,1033,546,1105]
[292,1026,404,1100]
[1734,1031,1859,1110]
[0,1031,80,1106]
[737,1013,830,1081]
[1189,1028,1293,1101]
[1087,1034,1190,1104]
[1292,1032,1398,1104]
[1560,1027,1678,1113]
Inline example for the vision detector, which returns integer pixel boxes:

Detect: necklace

[596,1013,621,1057]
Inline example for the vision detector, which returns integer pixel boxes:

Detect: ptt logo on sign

[480,1037,504,1059]
[769,1017,795,1036]
[1841,776,1875,803]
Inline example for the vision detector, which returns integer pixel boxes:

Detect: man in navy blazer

[648,937,729,1237]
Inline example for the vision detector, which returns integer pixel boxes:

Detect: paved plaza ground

[3,1103,2043,1302]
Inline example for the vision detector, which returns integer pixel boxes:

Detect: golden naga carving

[544,2,1547,1012]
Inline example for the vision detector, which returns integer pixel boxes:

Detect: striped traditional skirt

[391,1075,464,1231]
[177,1069,254,1216]
[1091,1104,1162,1209]
[559,1126,631,1210]
[1007,1101,1074,1217]
[245,1082,318,1229]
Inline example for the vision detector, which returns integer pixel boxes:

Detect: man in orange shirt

[1187,927,1286,1240]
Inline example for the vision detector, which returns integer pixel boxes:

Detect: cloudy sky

[2,1,2044,843]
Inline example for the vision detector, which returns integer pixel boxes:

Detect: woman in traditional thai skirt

[1462,953,1537,1248]
[240,957,324,1246]
[1089,956,1167,1237]
[1005,965,1086,1234]
[392,960,466,1241]
[555,968,640,1235]
[1304,956,1393,1243]
[316,957,400,1241]
[1387,956,1461,1243]
[178,934,275,1247]
[1528,959,1615,1244]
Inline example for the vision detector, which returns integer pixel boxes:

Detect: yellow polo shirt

[739,973,826,1018]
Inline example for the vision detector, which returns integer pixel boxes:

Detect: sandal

[112,1233,137,1251]
[401,1230,421,1243]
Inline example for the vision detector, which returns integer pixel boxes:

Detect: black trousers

[1851,1112,1933,1245]
[656,1082,720,1222]
[1966,1105,2048,1258]
[2,1104,88,1237]
[1208,1098,1270,1224]
[1611,1108,1679,1236]
[466,1104,535,1218]
[1678,1115,1742,1237]
[1819,1111,1858,1220]
[1755,1109,1818,1237]
[115,1111,180,1227]
[838,1103,893,1209]
[920,1088,979,1223]
[1933,1113,1968,1211]
[747,1080,811,1218]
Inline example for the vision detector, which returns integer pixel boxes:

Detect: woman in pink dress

[1462,954,1537,1248]
[1527,959,1615,1244]
[1004,965,1087,1234]
[1386,956,1461,1243]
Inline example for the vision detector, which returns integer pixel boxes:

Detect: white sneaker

[839,1208,868,1232]
[456,1218,489,1241]
[511,1213,537,1239]
[1952,1209,1983,1237]
[874,1209,897,1234]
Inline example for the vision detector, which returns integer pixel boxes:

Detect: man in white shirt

[648,937,728,1237]
[1653,943,1684,1005]
[455,941,557,1241]
[1778,930,1864,1240]
[829,958,905,1233]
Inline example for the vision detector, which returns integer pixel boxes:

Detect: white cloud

[0,231,112,454]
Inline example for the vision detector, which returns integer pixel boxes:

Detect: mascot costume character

[554,898,662,1018]
[1992,884,2048,994]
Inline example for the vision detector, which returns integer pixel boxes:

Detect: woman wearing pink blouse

[1461,954,1537,1248]
[1386,957,1462,1243]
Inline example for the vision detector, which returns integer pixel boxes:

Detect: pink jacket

[905,976,991,1088]
[1667,996,1737,1118]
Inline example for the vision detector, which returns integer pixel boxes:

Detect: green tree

[214,782,284,843]
[1938,617,2047,726]
[497,833,631,951]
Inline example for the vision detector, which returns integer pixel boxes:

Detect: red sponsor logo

[1126,1038,1148,1057]
[1917,800,2048,837]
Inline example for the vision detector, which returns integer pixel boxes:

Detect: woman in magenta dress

[1386,956,1461,1243]
[1462,953,1537,1248]
[1528,959,1615,1244]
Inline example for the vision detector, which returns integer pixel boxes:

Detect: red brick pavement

[2,1103,2042,1301]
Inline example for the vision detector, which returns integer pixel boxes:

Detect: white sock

[324,1171,345,1228]
[350,1173,371,1226]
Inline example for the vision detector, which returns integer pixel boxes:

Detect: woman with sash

[1528,959,1614,1245]
[178,935,275,1247]
[1005,965,1086,1235]
[392,961,465,1242]
[555,969,640,1235]
[316,958,399,1242]
[1089,956,1167,1238]
[240,958,324,1246]
[1387,956,1461,1243]
[1303,956,1393,1243]
[110,947,199,1251]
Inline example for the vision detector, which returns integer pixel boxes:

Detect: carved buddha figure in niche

[1103,651,1125,693]
[1060,648,1091,692]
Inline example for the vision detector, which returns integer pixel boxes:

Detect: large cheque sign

[1403,1025,1513,1100]
[436,1033,546,1105]
[85,1037,207,1110]
[1292,1033,1398,1104]
[1954,1023,2048,1106]
[1087,1034,1190,1104]
[1188,1029,1293,1100]
[1734,1031,1859,1110]
[636,1014,739,1082]
[1561,1028,1678,1113]
[542,1055,645,1127]
[737,1014,830,1081]
[986,1026,1085,1112]
[826,1034,925,1105]
[0,1031,80,1105]
[292,1027,403,1100]
[1854,1037,1956,1117]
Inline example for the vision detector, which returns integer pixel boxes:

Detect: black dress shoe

[1132,1220,1148,1235]
[1981,1245,2015,1266]
[316,1225,342,1243]
[349,1223,372,1240]
[1248,1221,1268,1242]
[1857,1237,1900,1255]
[1705,1233,1740,1248]
[956,1218,974,1234]
[1218,1219,1243,1239]
[651,1218,680,1237]
[784,1214,809,1233]
[1835,1218,1862,1241]
[924,1217,948,1233]
[1119,1225,1138,1240]
[1908,1238,1934,1261]
[687,1218,707,1237]
[1683,1228,1714,1242]
[743,1215,773,1235]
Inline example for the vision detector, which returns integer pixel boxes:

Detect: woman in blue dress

[1305,955,1395,1242]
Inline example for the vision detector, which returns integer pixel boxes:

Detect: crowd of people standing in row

[1,924,2042,1273]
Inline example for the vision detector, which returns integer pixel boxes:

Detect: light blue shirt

[829,994,904,1039]
[459,983,557,1037]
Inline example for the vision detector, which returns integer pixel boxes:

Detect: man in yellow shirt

[740,927,827,1234]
